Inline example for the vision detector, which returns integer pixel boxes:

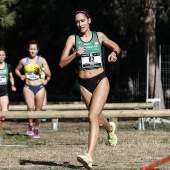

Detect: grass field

[0,119,170,170]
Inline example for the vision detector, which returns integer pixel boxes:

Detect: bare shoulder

[39,55,45,60]
[19,57,27,65]
[96,32,107,43]
[96,32,105,38]
[66,34,75,45]
[68,34,75,39]
[39,56,47,64]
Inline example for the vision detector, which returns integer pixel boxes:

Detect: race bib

[26,72,39,80]
[0,76,7,85]
[81,52,102,69]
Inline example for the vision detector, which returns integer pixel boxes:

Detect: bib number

[0,76,7,85]
[81,52,102,69]
[26,72,39,80]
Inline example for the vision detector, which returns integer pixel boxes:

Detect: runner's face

[0,51,6,63]
[28,44,38,58]
[75,13,91,33]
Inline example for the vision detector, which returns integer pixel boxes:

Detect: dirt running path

[0,121,170,170]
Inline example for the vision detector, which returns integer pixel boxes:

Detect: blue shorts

[78,72,106,93]
[24,84,44,95]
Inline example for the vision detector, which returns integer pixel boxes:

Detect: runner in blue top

[59,9,121,169]
[15,40,51,139]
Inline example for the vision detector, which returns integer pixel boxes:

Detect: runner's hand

[108,52,117,62]
[76,48,86,56]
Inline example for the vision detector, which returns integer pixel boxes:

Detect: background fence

[107,44,170,109]
[161,45,170,109]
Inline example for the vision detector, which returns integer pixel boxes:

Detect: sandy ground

[0,120,170,170]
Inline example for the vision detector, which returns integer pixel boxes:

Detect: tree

[107,0,170,108]
[144,0,161,109]
[144,0,170,109]
[0,0,19,28]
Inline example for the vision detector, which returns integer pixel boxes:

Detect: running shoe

[77,153,93,169]
[108,122,117,147]
[33,129,40,139]
[27,125,34,136]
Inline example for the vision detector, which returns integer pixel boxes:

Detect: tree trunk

[144,0,165,109]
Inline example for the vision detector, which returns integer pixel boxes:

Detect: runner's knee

[98,117,104,126]
[98,114,105,126]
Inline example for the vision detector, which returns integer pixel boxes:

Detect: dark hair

[27,40,39,50]
[0,48,6,55]
[74,8,91,19]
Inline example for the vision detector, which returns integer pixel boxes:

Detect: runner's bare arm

[41,57,51,83]
[59,35,77,68]
[9,72,17,91]
[97,32,121,62]
[15,59,26,80]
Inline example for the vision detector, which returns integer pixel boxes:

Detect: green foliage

[0,0,19,28]
[104,0,170,44]
[0,5,7,15]
[1,11,16,27]
[1,0,19,6]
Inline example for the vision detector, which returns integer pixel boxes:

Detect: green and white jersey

[0,63,9,85]
[75,31,103,70]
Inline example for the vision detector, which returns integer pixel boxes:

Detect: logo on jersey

[94,39,98,45]
[78,42,81,47]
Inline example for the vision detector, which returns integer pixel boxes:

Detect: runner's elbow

[59,62,65,68]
